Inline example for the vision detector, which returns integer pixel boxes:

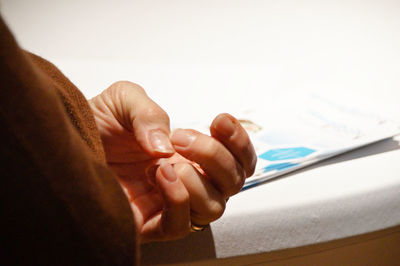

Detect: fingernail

[149,129,174,154]
[160,162,177,182]
[213,114,236,137]
[170,129,196,148]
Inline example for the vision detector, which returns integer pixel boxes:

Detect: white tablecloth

[141,136,400,264]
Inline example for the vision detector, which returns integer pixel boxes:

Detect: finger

[109,160,161,198]
[210,113,257,177]
[107,81,175,157]
[170,129,245,197]
[131,190,163,236]
[173,162,226,225]
[142,162,190,241]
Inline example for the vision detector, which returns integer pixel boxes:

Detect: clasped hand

[89,81,256,243]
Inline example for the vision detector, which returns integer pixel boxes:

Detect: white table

[141,136,400,265]
[3,0,400,264]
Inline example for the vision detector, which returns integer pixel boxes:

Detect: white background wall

[1,0,399,124]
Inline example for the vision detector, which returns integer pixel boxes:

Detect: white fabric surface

[139,138,400,264]
[2,0,400,264]
[212,139,400,258]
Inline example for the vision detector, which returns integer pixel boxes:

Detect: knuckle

[105,81,147,108]
[201,139,220,160]
[225,175,245,197]
[111,81,145,93]
[206,199,226,221]
[220,163,245,196]
[171,190,190,207]
[108,81,147,104]
[144,105,169,122]
[174,162,194,179]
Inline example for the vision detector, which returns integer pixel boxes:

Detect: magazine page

[173,90,400,190]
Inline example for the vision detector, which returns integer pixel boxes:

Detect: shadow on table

[141,227,216,265]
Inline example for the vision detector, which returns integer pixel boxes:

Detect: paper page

[173,90,400,190]
[239,91,400,189]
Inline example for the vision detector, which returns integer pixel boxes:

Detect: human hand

[89,81,256,242]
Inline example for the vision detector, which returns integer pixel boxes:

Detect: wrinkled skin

[90,81,256,242]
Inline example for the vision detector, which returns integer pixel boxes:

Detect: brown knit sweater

[0,16,137,265]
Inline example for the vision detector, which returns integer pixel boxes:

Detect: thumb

[117,81,175,157]
[156,162,190,240]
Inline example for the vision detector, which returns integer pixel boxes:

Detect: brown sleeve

[0,16,138,266]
